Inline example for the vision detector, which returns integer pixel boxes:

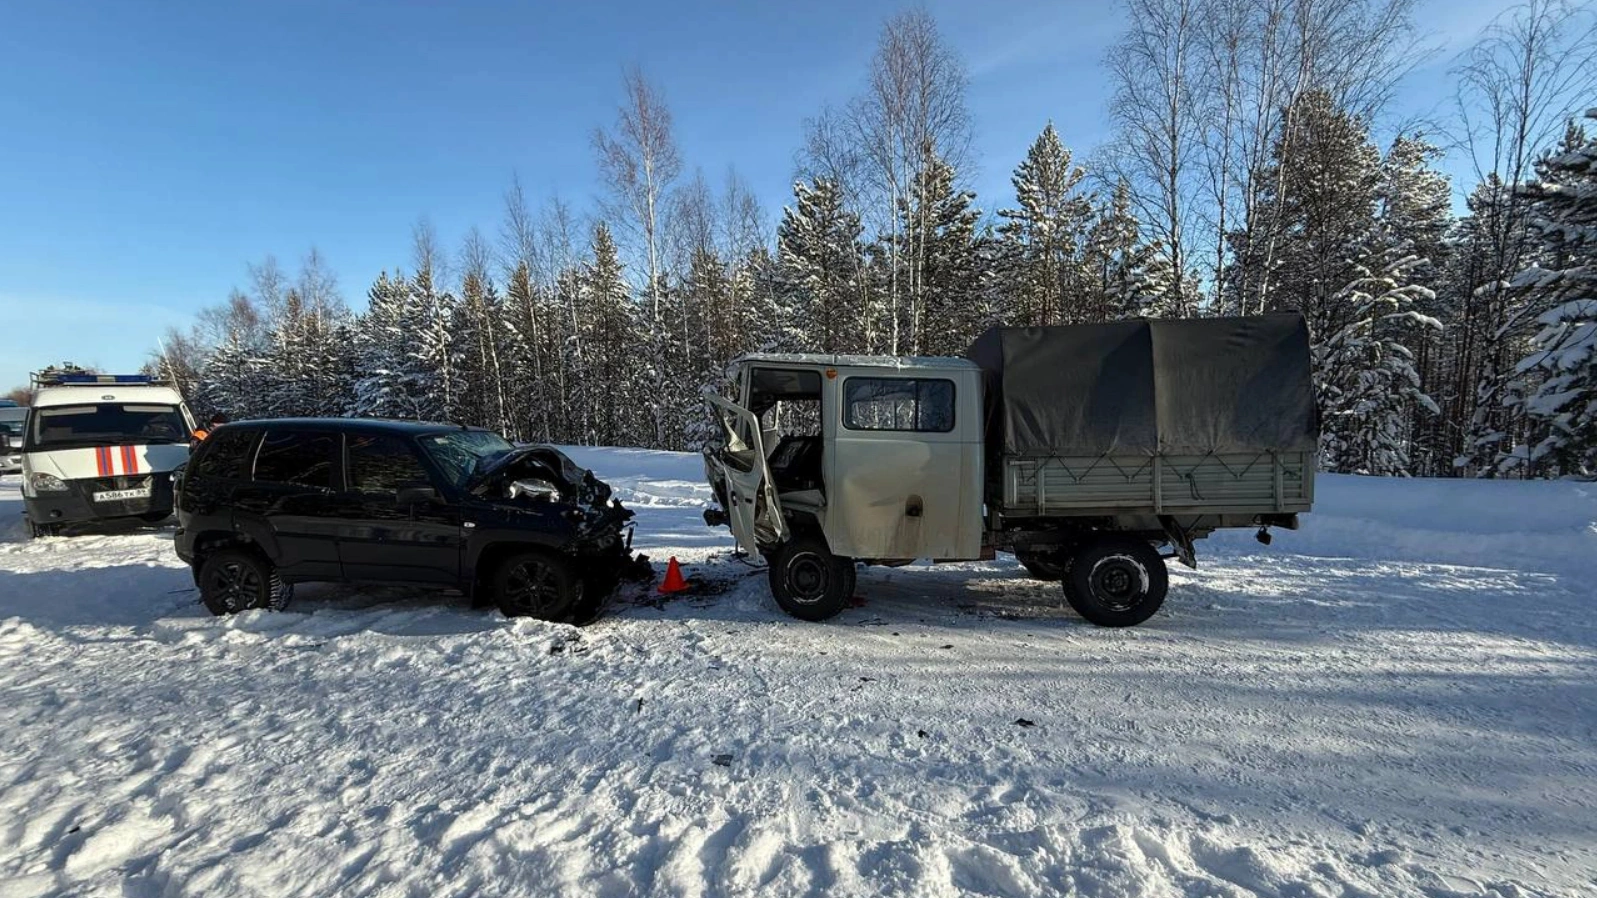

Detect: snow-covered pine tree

[351,271,414,419]
[405,265,454,423]
[1377,135,1454,475]
[1243,90,1440,474]
[1500,112,1597,477]
[903,153,986,356]
[997,122,1094,326]
[1314,251,1442,475]
[776,177,867,353]
[1082,179,1169,321]
[580,223,641,446]
[451,269,510,433]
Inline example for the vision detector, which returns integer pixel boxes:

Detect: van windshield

[28,403,189,450]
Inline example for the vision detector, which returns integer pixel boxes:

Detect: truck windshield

[28,403,189,449]
[419,431,514,488]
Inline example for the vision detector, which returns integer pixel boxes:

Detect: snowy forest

[146,0,1597,479]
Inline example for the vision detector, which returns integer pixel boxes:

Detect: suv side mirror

[396,484,439,506]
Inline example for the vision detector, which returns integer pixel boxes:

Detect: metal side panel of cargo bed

[1002,451,1314,517]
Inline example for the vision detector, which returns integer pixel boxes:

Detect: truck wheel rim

[210,562,262,612]
[788,554,828,604]
[1090,556,1145,610]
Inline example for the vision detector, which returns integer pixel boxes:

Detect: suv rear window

[193,429,257,479]
[253,430,336,489]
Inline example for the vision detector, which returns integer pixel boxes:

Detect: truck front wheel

[1063,537,1168,627]
[769,536,855,622]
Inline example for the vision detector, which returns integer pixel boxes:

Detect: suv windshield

[419,430,514,488]
[0,409,24,437]
[28,403,189,449]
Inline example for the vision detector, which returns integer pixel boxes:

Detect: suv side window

[253,430,336,489]
[193,429,257,479]
[347,434,433,493]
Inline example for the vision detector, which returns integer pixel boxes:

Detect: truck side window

[193,429,257,479]
[843,378,955,433]
[347,435,432,493]
[253,430,336,489]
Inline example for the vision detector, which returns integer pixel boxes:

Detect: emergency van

[20,373,196,537]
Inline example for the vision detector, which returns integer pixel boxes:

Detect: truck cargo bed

[1002,450,1314,517]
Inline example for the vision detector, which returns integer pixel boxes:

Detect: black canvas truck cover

[965,313,1317,458]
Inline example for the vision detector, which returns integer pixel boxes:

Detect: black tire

[1063,537,1168,627]
[768,536,854,622]
[495,550,583,621]
[199,548,293,615]
[1017,552,1068,581]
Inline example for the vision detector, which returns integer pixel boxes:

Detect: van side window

[347,435,432,493]
[254,430,336,489]
[843,378,956,433]
[193,429,257,479]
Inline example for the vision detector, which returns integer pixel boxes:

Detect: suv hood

[471,445,616,509]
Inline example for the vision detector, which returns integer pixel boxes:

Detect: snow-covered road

[2,450,1594,897]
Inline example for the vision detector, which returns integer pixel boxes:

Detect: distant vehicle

[0,398,18,407]
[0,406,25,474]
[20,373,196,536]
[174,417,646,619]
[703,314,1317,627]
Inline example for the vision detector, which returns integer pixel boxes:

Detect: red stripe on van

[96,446,112,476]
[122,445,139,475]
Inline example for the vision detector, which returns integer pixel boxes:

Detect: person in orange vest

[192,412,227,443]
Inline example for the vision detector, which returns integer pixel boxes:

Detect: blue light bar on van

[59,374,151,384]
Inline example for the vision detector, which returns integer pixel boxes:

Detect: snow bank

[0,461,1593,898]
[1210,471,1597,575]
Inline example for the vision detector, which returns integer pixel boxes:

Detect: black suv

[174,418,645,620]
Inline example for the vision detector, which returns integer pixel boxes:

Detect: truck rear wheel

[769,536,854,622]
[1063,537,1168,627]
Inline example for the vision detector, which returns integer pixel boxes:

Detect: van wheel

[495,550,582,621]
[199,548,293,615]
[1063,537,1168,627]
[769,536,854,622]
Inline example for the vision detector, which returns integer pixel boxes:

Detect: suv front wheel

[494,550,583,621]
[198,548,293,615]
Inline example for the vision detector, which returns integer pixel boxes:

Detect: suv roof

[222,417,491,436]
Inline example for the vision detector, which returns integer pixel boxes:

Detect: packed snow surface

[1,449,1594,897]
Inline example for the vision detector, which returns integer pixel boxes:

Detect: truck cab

[20,373,196,536]
[703,354,985,618]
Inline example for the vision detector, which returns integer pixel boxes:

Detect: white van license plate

[94,487,152,503]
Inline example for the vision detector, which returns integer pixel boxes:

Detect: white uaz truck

[19,373,196,537]
[702,314,1316,627]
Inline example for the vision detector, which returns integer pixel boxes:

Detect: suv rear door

[236,428,343,579]
[332,432,463,584]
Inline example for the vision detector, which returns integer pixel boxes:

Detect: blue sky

[0,0,1515,390]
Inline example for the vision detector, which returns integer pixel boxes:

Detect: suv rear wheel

[199,548,293,615]
[495,550,583,621]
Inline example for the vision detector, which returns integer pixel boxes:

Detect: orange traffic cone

[658,557,689,594]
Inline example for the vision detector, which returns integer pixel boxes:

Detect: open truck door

[703,394,788,555]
